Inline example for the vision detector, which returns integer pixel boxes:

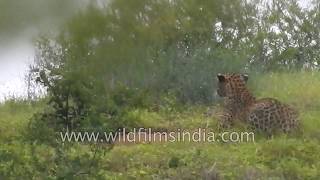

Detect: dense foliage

[1,0,320,179]
[30,0,320,131]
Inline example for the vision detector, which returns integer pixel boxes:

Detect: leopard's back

[247,98,299,134]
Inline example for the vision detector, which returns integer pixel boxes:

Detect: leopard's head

[216,73,248,97]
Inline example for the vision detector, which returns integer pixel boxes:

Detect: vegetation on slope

[2,0,320,179]
[1,72,320,179]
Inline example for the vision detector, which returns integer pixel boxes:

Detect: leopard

[216,73,300,135]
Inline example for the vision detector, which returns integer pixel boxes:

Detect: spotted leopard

[216,73,299,135]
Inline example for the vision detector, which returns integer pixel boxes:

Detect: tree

[30,0,320,131]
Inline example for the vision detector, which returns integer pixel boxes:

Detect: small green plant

[169,156,180,168]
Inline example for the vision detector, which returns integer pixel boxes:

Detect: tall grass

[250,71,320,110]
[0,99,45,141]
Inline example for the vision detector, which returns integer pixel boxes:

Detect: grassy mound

[0,72,319,179]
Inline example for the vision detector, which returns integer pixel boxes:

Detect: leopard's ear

[241,74,249,82]
[217,73,226,82]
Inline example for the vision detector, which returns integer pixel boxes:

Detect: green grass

[0,100,45,141]
[101,138,320,179]
[0,72,320,179]
[250,72,320,110]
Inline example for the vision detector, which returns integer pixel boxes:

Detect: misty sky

[0,0,312,101]
[0,0,91,100]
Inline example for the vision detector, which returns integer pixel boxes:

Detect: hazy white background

[0,0,93,100]
[0,0,311,101]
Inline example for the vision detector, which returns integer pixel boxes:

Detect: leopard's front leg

[217,110,233,131]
